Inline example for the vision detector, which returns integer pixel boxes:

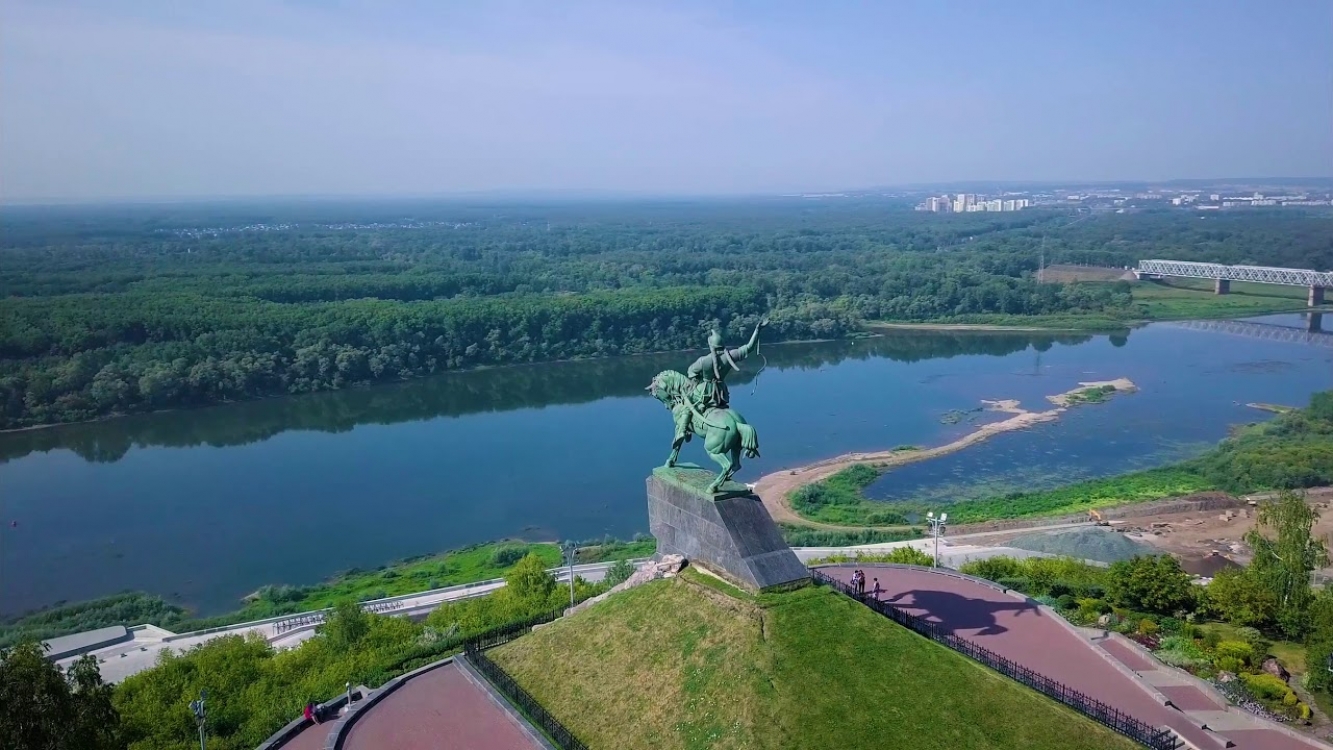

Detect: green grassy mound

[489,579,1138,750]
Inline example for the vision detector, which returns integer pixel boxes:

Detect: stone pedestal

[646,465,810,593]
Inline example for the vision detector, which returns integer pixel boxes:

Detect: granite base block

[647,467,810,593]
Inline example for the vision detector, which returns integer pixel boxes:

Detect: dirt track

[753,379,1137,527]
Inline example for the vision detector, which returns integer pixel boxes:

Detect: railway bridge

[1136,260,1332,306]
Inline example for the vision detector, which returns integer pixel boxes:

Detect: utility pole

[561,541,576,607]
[189,690,207,750]
[926,512,948,568]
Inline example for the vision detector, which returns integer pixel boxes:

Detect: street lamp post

[346,681,352,712]
[189,690,207,750]
[561,541,577,607]
[926,512,948,568]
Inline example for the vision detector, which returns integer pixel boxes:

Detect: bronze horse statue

[647,369,760,493]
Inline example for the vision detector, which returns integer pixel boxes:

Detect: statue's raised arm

[729,318,768,363]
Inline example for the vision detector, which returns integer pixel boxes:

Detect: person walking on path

[872,577,881,598]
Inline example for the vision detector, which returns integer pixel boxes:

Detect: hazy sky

[3,1,1330,201]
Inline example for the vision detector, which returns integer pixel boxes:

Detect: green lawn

[1127,278,1326,320]
[490,580,1139,750]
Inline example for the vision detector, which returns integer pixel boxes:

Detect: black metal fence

[463,609,589,750]
[811,570,1183,750]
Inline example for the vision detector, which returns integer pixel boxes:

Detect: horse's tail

[737,422,759,458]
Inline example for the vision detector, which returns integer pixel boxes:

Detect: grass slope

[490,580,1138,750]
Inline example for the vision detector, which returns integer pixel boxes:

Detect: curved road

[820,565,1322,750]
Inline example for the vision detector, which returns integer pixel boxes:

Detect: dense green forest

[1,200,1329,428]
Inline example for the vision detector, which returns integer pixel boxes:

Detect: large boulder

[1262,657,1291,684]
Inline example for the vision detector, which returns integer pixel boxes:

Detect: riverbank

[871,279,1331,334]
[0,538,654,649]
[754,379,1139,527]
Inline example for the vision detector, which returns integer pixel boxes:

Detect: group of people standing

[849,569,881,598]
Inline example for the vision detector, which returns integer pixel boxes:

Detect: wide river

[1,314,1330,617]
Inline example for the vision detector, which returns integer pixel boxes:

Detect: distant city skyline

[2,1,1331,202]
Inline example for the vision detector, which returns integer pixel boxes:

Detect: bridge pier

[1214,279,1230,295]
[1311,285,1327,307]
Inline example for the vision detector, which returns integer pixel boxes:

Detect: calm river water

[1,314,1329,616]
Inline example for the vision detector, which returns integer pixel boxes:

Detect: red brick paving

[343,662,539,750]
[1101,637,1160,672]
[820,565,1309,750]
[281,718,336,750]
[1157,685,1224,712]
[1227,729,1329,750]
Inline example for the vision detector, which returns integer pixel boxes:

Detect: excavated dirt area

[970,488,1333,573]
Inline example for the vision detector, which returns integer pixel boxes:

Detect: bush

[1202,629,1222,649]
[1240,672,1295,703]
[1214,640,1254,668]
[996,577,1031,593]
[1137,619,1159,636]
[1234,626,1268,656]
[960,557,1025,582]
[490,546,528,567]
[1055,594,1077,611]
[1105,555,1194,615]
[604,559,636,587]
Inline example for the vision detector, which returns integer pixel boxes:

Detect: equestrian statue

[646,319,766,494]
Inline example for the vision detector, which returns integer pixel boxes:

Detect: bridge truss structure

[1137,260,1333,288]
[1169,319,1333,349]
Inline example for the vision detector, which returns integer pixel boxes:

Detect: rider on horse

[673,320,767,446]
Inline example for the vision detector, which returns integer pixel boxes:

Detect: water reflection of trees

[0,330,1096,464]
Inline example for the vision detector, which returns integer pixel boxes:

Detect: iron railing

[463,609,589,750]
[811,570,1182,750]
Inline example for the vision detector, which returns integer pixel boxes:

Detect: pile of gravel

[1005,526,1154,564]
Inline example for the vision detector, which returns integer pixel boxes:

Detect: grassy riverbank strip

[872,278,1330,332]
[0,538,656,649]
[782,389,1333,529]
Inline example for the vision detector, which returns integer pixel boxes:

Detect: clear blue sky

[2,0,1329,201]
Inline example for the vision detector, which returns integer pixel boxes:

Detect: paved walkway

[343,662,539,750]
[280,718,338,750]
[820,565,1328,750]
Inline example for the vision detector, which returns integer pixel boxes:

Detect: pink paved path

[822,565,1323,750]
[343,662,540,750]
[281,718,336,750]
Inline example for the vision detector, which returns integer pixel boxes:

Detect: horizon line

[4,176,1332,209]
